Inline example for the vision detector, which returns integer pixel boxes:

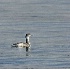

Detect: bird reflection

[26,52,29,56]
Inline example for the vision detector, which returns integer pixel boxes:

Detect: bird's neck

[26,37,30,44]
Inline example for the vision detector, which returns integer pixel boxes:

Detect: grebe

[11,33,31,52]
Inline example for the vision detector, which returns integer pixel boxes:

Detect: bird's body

[11,33,31,50]
[12,42,30,48]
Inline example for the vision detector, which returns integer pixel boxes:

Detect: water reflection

[11,46,30,56]
[26,52,29,56]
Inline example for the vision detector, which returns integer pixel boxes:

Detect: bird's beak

[30,35,33,36]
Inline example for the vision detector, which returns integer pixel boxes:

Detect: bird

[11,33,31,52]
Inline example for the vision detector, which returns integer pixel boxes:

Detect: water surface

[0,0,70,69]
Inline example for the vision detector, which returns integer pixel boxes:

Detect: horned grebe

[11,33,31,52]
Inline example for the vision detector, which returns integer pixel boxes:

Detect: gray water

[0,0,70,69]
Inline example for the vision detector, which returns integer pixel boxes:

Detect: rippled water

[0,0,70,69]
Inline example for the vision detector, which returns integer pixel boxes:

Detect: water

[0,0,70,69]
